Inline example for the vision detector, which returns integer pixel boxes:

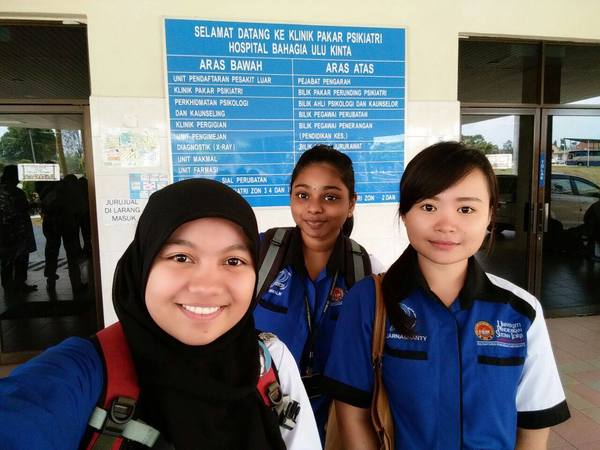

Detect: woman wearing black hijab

[0,179,320,450]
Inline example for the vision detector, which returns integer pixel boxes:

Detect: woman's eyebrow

[456,196,483,202]
[163,240,249,253]
[163,238,195,248]
[293,183,343,191]
[223,244,251,253]
[426,195,483,202]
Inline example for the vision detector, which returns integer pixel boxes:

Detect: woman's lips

[305,219,327,230]
[430,240,459,250]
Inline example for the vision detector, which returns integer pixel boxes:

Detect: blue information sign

[165,19,405,206]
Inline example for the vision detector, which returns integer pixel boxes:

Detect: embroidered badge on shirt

[474,321,495,341]
[475,320,526,348]
[268,268,292,296]
[399,303,417,329]
[386,304,428,342]
[330,287,345,303]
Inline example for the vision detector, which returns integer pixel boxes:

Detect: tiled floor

[0,246,98,356]
[547,315,600,449]
[1,314,600,448]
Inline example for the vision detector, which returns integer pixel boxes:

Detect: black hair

[1,165,18,184]
[290,144,356,236]
[399,141,498,224]
[389,141,499,335]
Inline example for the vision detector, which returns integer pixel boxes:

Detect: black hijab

[112,179,285,450]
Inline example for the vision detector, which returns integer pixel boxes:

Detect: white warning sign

[102,198,143,225]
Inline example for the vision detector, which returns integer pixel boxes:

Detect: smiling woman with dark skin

[254,144,376,441]
[323,142,570,450]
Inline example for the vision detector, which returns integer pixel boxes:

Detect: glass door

[0,107,99,359]
[461,109,539,292]
[539,110,600,315]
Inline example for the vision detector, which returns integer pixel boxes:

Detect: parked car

[495,173,600,232]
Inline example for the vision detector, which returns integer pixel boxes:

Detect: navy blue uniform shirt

[324,246,570,450]
[254,228,358,439]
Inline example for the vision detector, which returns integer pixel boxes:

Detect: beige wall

[5,0,600,100]
[2,0,600,323]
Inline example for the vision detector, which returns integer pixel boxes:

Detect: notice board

[165,19,405,206]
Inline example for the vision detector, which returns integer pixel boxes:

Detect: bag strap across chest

[256,227,371,300]
[86,325,300,449]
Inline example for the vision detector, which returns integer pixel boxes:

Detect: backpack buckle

[277,396,301,430]
[267,382,282,406]
[110,396,136,423]
[103,396,136,435]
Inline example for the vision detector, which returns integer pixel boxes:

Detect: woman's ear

[348,193,357,217]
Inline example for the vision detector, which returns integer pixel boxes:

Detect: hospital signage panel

[165,19,405,206]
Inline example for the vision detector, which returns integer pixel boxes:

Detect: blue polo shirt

[254,228,362,438]
[0,337,103,449]
[323,246,570,450]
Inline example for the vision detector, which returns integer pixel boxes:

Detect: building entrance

[459,39,600,315]
[0,22,99,362]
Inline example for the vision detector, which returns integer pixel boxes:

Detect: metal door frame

[0,103,103,334]
[537,108,600,298]
[461,107,541,294]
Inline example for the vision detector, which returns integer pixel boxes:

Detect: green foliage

[462,134,501,154]
[65,152,85,175]
[0,127,56,165]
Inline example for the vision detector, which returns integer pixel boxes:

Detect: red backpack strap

[87,322,140,450]
[97,322,140,408]
[257,334,301,430]
[256,337,280,407]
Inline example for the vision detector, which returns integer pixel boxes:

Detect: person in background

[0,178,319,450]
[254,144,378,441]
[35,175,60,292]
[323,142,570,450]
[38,174,85,295]
[0,165,37,298]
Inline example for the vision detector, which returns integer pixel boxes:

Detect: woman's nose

[434,211,457,232]
[307,196,323,213]
[187,265,222,294]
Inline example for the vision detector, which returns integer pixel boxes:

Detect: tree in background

[502,140,514,153]
[462,134,501,154]
[0,127,56,164]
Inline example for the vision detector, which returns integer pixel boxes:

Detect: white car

[495,174,600,231]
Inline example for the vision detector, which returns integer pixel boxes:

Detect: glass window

[544,44,600,105]
[458,40,540,104]
[573,178,600,196]
[551,177,573,194]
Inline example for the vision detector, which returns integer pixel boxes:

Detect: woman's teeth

[181,305,221,315]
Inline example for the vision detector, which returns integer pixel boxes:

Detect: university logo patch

[474,321,495,340]
[330,287,345,303]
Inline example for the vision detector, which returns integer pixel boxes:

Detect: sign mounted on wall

[164,19,405,206]
[17,163,60,181]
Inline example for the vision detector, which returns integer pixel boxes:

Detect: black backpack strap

[255,227,293,300]
[343,237,372,287]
